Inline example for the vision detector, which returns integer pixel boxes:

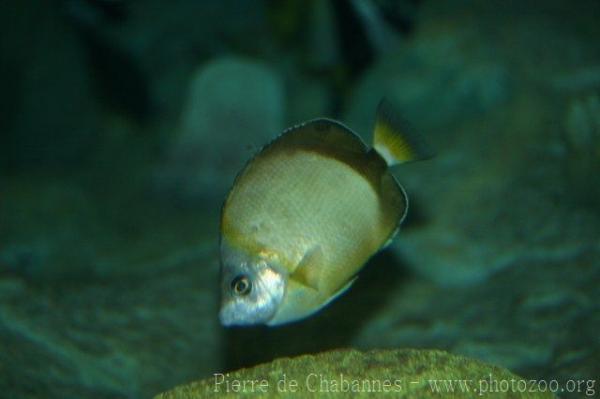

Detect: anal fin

[325,276,357,306]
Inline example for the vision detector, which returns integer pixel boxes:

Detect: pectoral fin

[268,247,360,326]
[290,246,324,291]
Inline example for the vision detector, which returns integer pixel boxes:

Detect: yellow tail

[372,99,432,166]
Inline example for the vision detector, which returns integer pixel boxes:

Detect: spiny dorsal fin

[372,99,433,166]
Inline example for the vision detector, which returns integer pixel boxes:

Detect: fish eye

[231,275,252,296]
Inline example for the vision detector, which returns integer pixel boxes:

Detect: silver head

[219,241,286,326]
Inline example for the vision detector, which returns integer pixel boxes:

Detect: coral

[154,349,555,398]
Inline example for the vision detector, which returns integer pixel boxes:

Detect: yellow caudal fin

[372,99,432,167]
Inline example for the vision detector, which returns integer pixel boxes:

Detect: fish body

[219,102,427,326]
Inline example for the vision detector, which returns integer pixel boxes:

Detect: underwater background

[1,0,599,398]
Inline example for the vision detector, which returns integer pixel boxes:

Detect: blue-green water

[1,1,599,398]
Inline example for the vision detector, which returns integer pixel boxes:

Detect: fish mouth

[218,305,239,326]
[219,302,270,327]
[218,307,236,327]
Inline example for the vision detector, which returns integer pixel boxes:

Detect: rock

[344,0,600,286]
[340,2,518,286]
[0,249,221,399]
[155,57,284,203]
[0,174,223,398]
[344,14,512,138]
[154,348,554,398]
[351,245,600,385]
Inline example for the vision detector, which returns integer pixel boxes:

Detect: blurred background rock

[0,0,598,398]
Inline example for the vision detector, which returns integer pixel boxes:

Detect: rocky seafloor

[155,349,556,398]
[1,1,599,398]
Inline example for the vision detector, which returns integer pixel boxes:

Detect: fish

[219,100,429,326]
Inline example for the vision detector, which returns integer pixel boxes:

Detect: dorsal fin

[372,99,433,166]
[279,118,367,155]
